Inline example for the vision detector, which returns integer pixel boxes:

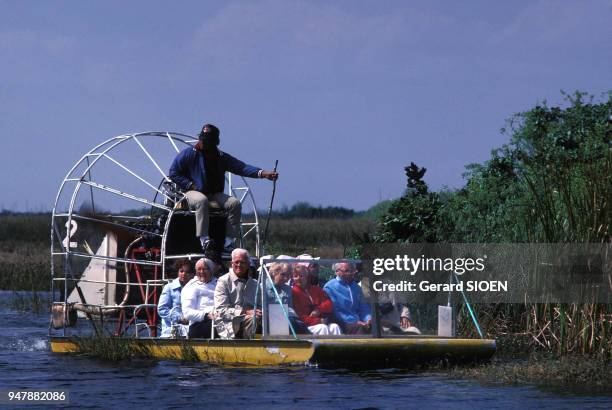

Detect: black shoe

[203,240,223,262]
[223,238,236,253]
[202,239,215,254]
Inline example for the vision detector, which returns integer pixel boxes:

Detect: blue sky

[1,0,610,211]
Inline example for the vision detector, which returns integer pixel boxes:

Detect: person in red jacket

[291,264,342,335]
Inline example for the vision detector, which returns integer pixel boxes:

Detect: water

[0,292,610,410]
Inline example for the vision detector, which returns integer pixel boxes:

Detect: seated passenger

[323,261,372,334]
[158,259,193,338]
[181,258,218,338]
[292,264,341,335]
[297,254,320,286]
[379,303,421,335]
[214,248,261,339]
[360,276,421,335]
[266,262,307,334]
[248,257,260,280]
[291,261,302,284]
[275,255,295,285]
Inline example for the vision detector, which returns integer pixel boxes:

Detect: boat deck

[50,335,496,367]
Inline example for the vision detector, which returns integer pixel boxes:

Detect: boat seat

[161,181,227,216]
[171,198,227,217]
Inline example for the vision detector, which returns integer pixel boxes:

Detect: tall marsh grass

[456,302,611,359]
[0,213,50,291]
[75,336,154,361]
[1,213,375,290]
[7,291,49,314]
[451,353,611,390]
[255,217,374,257]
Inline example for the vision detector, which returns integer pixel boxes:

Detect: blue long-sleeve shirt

[323,278,371,325]
[169,147,261,192]
[157,278,184,338]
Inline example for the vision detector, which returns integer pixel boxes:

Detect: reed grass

[0,213,375,291]
[258,217,374,257]
[455,302,611,359]
[7,291,49,314]
[450,354,611,391]
[0,241,49,291]
[180,341,200,362]
[0,212,51,291]
[75,336,154,361]
[0,213,50,241]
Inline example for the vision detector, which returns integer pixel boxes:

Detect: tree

[376,91,611,244]
[374,162,445,243]
[448,91,611,242]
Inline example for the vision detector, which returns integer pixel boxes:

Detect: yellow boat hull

[50,337,314,366]
[50,336,495,367]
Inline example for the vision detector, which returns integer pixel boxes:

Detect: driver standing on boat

[169,123,278,253]
[214,248,262,339]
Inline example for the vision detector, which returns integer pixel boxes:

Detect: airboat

[49,131,495,366]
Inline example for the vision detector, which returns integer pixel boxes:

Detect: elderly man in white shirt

[181,257,218,338]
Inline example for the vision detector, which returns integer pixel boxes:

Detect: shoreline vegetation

[450,354,610,393]
[1,91,610,389]
[371,92,610,390]
[0,210,376,291]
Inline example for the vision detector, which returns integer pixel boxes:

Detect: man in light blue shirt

[323,261,372,334]
[158,259,193,338]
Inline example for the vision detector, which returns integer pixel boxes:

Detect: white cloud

[189,0,548,86]
[189,0,453,80]
[0,29,77,87]
[490,0,611,49]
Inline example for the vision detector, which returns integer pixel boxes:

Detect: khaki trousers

[234,314,262,339]
[184,191,242,239]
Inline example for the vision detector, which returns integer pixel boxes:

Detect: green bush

[374,91,612,356]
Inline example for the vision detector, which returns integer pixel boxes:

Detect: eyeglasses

[232,261,249,266]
